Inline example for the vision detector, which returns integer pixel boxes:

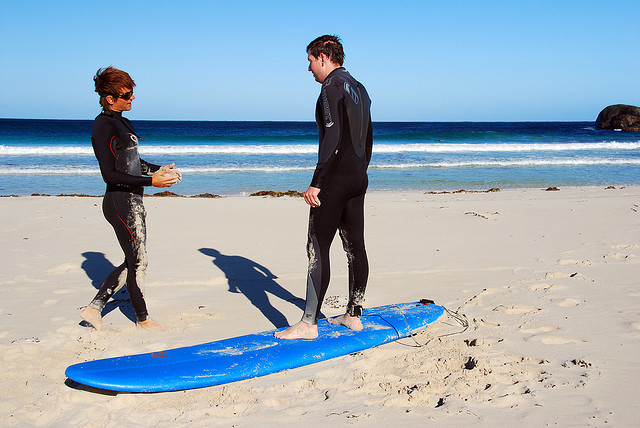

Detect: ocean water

[0,119,639,196]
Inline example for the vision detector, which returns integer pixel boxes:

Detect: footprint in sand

[529,283,559,292]
[621,322,640,337]
[493,305,541,315]
[557,259,592,266]
[545,272,576,279]
[546,271,573,279]
[554,298,582,307]
[181,312,223,319]
[174,312,224,328]
[46,263,80,274]
[262,397,293,409]
[476,318,501,327]
[546,271,591,281]
[11,276,45,285]
[539,336,585,345]
[610,243,639,249]
[21,344,41,355]
[526,335,584,345]
[604,253,635,260]
[520,326,559,334]
[627,322,640,331]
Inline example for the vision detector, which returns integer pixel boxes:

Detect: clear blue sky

[1,1,638,121]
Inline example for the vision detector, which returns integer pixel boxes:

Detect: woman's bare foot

[136,318,165,331]
[328,313,363,331]
[80,306,103,330]
[274,320,318,340]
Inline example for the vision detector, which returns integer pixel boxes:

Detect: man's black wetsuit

[88,110,161,322]
[302,67,373,324]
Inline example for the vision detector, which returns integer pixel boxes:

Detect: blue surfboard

[65,301,444,392]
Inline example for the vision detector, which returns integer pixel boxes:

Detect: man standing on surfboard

[276,35,373,340]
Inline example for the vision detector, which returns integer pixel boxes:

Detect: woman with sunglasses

[80,66,181,330]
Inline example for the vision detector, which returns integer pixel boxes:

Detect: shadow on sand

[64,378,121,395]
[199,248,309,328]
[80,251,136,324]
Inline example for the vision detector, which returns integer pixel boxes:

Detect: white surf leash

[392,301,469,348]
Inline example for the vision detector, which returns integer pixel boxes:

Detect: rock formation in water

[595,104,640,131]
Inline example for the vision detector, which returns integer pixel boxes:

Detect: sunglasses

[111,90,134,100]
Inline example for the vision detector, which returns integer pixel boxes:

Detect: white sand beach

[0,186,638,427]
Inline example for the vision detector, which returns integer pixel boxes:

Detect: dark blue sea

[1,119,639,196]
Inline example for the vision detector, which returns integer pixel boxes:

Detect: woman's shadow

[80,251,137,323]
[199,248,307,328]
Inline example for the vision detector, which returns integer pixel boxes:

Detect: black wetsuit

[88,110,160,322]
[302,67,373,324]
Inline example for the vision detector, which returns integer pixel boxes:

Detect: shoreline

[1,186,638,426]
[0,183,636,199]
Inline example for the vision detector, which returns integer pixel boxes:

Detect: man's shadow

[80,251,136,323]
[199,248,309,328]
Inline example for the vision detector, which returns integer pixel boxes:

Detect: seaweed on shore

[145,191,226,198]
[7,191,227,198]
[426,188,501,195]
[147,191,181,197]
[250,190,304,197]
[189,193,224,198]
[28,193,99,197]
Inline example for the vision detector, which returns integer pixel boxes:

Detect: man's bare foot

[274,320,318,340]
[136,318,165,331]
[80,306,103,330]
[328,313,363,331]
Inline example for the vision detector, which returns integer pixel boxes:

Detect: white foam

[373,158,640,169]
[2,141,639,156]
[374,141,640,153]
[1,158,638,175]
[0,167,99,174]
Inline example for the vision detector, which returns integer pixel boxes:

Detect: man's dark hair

[94,66,136,109]
[307,34,345,66]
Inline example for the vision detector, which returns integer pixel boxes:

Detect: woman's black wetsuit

[88,110,160,322]
[302,67,373,324]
